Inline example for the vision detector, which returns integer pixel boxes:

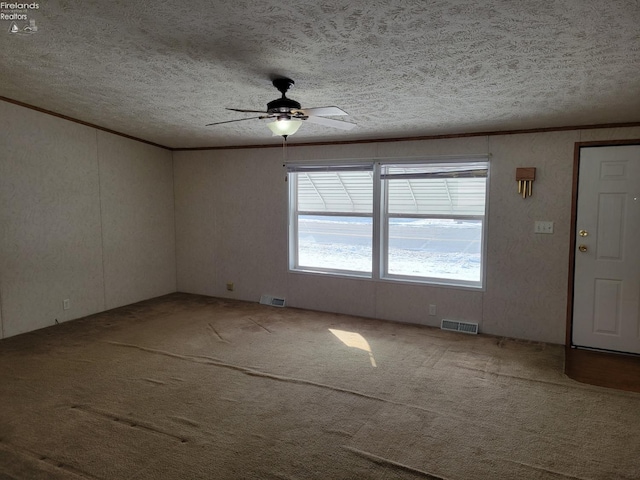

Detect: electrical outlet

[429,304,437,316]
[63,299,70,310]
[226,282,234,291]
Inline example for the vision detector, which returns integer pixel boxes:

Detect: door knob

[578,245,588,252]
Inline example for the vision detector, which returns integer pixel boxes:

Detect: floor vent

[260,295,286,307]
[441,319,478,335]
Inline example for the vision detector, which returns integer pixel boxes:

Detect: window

[288,159,488,288]
[381,162,487,287]
[288,165,373,275]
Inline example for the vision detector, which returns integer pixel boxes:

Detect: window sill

[288,269,484,291]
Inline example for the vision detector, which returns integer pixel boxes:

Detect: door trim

[565,139,640,391]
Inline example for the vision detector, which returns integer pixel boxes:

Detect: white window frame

[287,164,374,277]
[287,157,489,289]
[379,160,489,288]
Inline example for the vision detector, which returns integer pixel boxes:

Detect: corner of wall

[171,150,179,293]
[0,284,4,339]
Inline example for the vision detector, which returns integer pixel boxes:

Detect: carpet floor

[0,293,639,479]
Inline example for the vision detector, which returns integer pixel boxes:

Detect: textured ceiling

[1,0,639,148]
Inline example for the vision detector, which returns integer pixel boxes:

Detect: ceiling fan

[206,77,356,138]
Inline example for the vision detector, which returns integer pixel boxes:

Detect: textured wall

[173,151,219,296]
[98,132,176,309]
[174,148,288,300]
[0,102,176,338]
[482,131,578,342]
[2,97,638,343]
[174,138,493,329]
[174,127,640,344]
[0,102,104,337]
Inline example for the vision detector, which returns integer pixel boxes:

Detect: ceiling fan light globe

[267,119,302,137]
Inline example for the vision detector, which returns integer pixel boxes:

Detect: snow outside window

[288,160,488,288]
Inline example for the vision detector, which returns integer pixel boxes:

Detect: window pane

[387,219,482,282]
[297,171,373,213]
[298,215,372,273]
[386,177,486,216]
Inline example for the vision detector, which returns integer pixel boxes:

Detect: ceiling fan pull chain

[282,136,287,164]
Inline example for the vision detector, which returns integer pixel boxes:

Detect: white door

[572,145,640,354]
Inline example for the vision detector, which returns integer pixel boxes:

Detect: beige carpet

[0,293,639,479]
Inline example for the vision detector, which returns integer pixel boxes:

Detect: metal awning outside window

[290,161,487,216]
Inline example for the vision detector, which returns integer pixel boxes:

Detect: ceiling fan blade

[206,116,267,126]
[305,115,356,130]
[226,108,268,113]
[296,106,349,116]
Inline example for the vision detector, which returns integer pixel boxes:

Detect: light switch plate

[534,221,554,234]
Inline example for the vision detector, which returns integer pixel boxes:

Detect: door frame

[565,139,640,392]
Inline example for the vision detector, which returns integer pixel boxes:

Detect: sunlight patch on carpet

[329,328,377,367]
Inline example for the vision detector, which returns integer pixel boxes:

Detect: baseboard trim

[565,347,640,393]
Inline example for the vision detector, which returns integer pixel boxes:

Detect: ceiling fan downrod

[272,77,295,97]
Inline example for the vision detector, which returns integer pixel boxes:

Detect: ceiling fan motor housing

[267,77,301,114]
[267,97,301,113]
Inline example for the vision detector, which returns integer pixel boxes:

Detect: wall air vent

[260,295,286,307]
[441,319,478,335]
